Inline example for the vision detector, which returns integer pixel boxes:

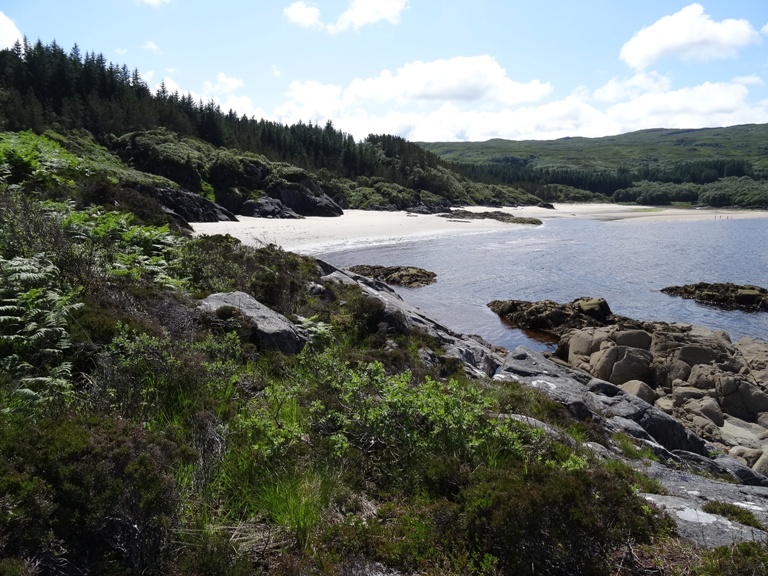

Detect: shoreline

[191,203,768,255]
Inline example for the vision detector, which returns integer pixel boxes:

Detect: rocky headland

[662,282,768,312]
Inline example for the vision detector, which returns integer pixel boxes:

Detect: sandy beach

[191,203,768,255]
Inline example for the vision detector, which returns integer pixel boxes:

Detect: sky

[2,1,768,142]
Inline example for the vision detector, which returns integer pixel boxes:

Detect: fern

[0,254,81,412]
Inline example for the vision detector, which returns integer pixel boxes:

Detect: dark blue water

[318,218,768,351]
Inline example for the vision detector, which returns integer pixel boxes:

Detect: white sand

[191,204,768,255]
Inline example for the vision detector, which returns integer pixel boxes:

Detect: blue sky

[2,1,768,142]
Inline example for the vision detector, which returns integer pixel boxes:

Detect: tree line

[0,39,456,189]
[1,38,764,206]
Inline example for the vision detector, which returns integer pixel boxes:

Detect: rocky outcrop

[317,261,504,379]
[326,280,768,547]
[662,282,768,312]
[487,297,628,338]
[266,179,343,217]
[198,291,308,354]
[557,323,768,448]
[437,209,542,225]
[136,185,237,223]
[240,197,303,219]
[346,265,437,287]
[406,204,450,214]
[494,347,768,547]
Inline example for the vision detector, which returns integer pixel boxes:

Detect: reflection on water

[319,218,768,351]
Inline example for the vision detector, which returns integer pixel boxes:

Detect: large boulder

[136,185,237,223]
[267,179,343,217]
[240,197,302,219]
[198,291,308,354]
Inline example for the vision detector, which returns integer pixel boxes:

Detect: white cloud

[284,1,322,29]
[620,3,761,70]
[762,22,768,35]
[593,72,672,103]
[732,75,764,86]
[603,81,768,133]
[202,72,245,96]
[142,40,161,53]
[271,75,768,142]
[274,55,550,123]
[140,0,172,7]
[115,48,128,55]
[0,11,22,50]
[284,0,408,33]
[345,56,551,105]
[272,65,282,77]
[327,0,408,33]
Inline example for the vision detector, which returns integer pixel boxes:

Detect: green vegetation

[1,131,696,576]
[0,41,540,211]
[2,39,768,576]
[702,501,764,530]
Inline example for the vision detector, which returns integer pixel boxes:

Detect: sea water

[317,217,768,351]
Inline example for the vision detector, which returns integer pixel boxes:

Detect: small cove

[317,217,768,351]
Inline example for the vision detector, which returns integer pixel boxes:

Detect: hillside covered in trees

[0,39,539,212]
[3,38,768,211]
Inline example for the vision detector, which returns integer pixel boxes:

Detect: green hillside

[420,125,768,206]
[420,124,768,172]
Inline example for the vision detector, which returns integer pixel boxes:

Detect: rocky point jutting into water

[346,265,437,287]
[662,282,768,312]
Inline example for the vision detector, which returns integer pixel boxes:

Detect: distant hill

[419,125,768,207]
[419,124,768,172]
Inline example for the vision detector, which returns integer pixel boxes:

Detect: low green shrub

[696,541,768,576]
[702,500,764,529]
[0,414,180,574]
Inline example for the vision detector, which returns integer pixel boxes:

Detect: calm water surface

[317,218,768,351]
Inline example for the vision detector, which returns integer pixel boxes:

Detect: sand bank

[191,204,768,255]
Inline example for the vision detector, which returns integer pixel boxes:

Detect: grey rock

[137,185,238,223]
[240,197,302,219]
[319,262,504,379]
[620,379,658,404]
[198,291,308,354]
[267,179,343,217]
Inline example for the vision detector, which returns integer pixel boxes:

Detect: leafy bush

[0,131,81,190]
[177,234,317,314]
[461,463,666,576]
